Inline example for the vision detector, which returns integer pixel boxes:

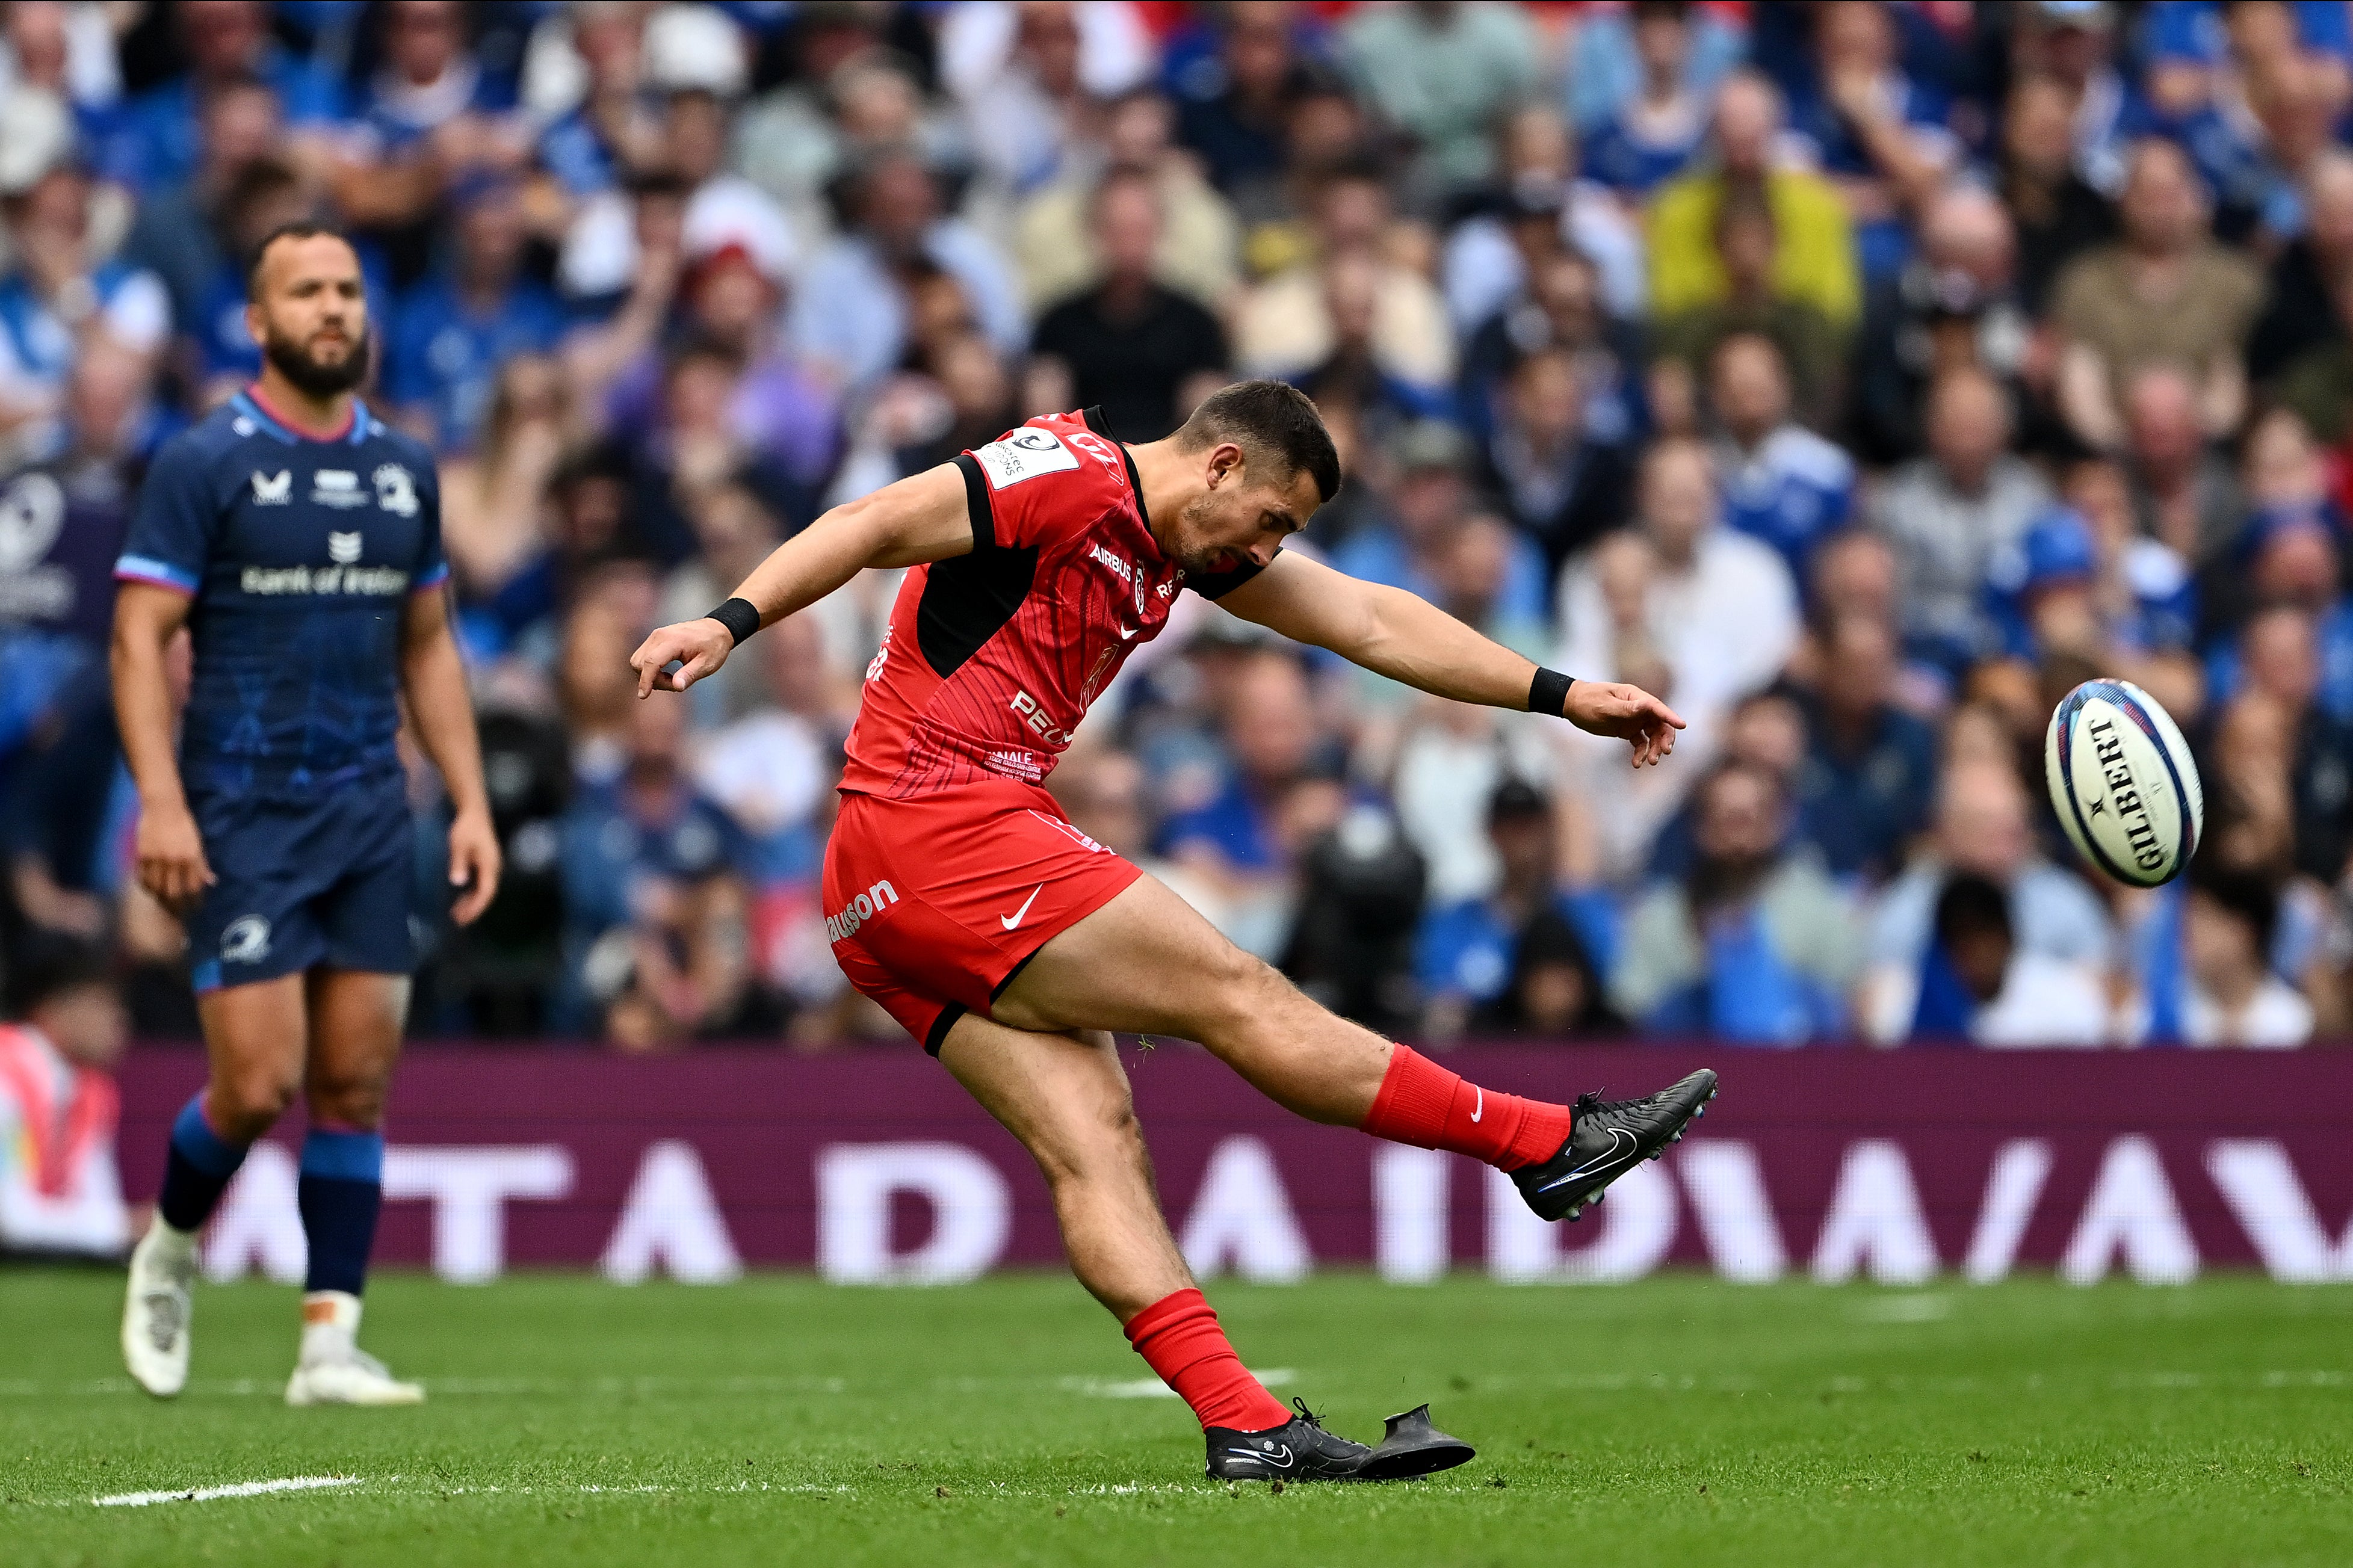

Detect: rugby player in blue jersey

[111,224,500,1405]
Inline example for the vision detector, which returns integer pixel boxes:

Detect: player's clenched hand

[135,799,215,912]
[1564,681,1687,768]
[447,807,503,925]
[630,619,734,698]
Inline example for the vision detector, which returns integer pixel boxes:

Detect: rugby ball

[2044,679,2204,888]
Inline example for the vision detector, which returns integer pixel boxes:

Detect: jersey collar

[1081,405,1153,534]
[235,384,369,446]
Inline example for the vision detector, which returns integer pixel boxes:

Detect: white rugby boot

[122,1220,199,1398]
[284,1291,424,1407]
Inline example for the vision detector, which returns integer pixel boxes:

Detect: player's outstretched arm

[400,583,502,924]
[111,582,215,910]
[1215,552,1686,768]
[629,463,976,697]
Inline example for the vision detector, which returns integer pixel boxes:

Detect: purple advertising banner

[116,1046,2353,1286]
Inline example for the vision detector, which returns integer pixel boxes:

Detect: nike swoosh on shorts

[1001,884,1045,930]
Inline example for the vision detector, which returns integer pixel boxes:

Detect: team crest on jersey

[373,463,419,517]
[0,472,64,572]
[312,469,368,508]
[329,531,364,565]
[251,469,292,505]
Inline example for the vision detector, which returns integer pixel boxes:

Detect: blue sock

[156,1095,251,1232]
[297,1129,385,1297]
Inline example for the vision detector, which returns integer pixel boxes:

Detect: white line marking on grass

[94,1477,362,1508]
[1062,1368,1294,1399]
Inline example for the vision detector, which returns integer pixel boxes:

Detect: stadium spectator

[1031,168,1229,443]
[1582,1,1713,200]
[1781,0,1960,282]
[1338,1,1544,199]
[1234,159,1453,388]
[1865,759,2116,987]
[1849,187,2034,465]
[1459,244,1646,455]
[2118,364,2247,569]
[1994,71,2119,316]
[116,69,281,342]
[0,937,128,1261]
[2014,0,2135,200]
[2250,149,2353,381]
[1564,0,1745,140]
[2051,138,2266,451]
[787,149,1024,391]
[110,0,341,193]
[1650,185,1844,435]
[1476,347,1635,579]
[1415,778,1616,1043]
[1707,332,1855,586]
[0,162,169,456]
[558,685,761,1046]
[2126,863,2317,1048]
[1649,70,1860,336]
[1857,872,2114,1046]
[1340,424,1547,634]
[2268,259,2353,445]
[1441,105,1648,331]
[385,172,568,453]
[1872,365,2054,676]
[1019,87,1241,315]
[1474,907,1627,1039]
[1171,2,1311,197]
[1795,613,1938,883]
[1613,759,1861,1043]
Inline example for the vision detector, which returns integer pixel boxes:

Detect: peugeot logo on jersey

[251,469,292,505]
[221,915,272,965]
[373,463,419,517]
[329,531,364,565]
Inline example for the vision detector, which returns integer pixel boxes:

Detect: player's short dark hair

[247,221,359,301]
[6,935,114,1019]
[1174,380,1342,503]
[1934,874,2013,949]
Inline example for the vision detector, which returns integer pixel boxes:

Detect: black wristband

[1529,667,1574,718]
[706,597,762,646]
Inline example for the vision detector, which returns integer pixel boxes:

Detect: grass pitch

[4,1270,2348,1566]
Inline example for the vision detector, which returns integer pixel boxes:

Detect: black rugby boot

[1511,1069,1718,1222]
[1204,1398,1373,1483]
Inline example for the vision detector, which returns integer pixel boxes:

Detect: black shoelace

[1290,1397,1328,1431]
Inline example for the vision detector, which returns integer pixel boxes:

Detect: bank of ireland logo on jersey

[221,915,272,966]
[329,531,364,565]
[251,469,292,505]
[373,463,419,517]
[971,427,1080,489]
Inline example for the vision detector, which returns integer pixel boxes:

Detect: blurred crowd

[5,0,2353,1054]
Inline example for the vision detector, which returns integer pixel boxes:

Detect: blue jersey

[114,389,447,800]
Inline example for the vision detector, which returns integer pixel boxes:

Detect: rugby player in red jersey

[631,383,1716,1481]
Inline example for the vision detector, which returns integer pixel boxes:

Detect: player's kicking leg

[938,1014,1470,1482]
[990,875,1716,1223]
[123,969,419,1404]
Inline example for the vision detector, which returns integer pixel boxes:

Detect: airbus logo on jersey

[1089,542,1133,585]
[251,469,292,505]
[312,469,369,508]
[374,463,419,517]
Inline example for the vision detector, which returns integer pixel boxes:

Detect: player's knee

[1196,943,1290,1034]
[210,1067,300,1138]
[306,1067,389,1131]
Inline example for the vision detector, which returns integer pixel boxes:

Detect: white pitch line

[95,1476,362,1508]
[1062,1368,1294,1399]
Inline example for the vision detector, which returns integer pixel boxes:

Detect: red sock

[1359,1045,1572,1171]
[1122,1288,1291,1433]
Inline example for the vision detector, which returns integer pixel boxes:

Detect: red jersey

[839,408,1265,798]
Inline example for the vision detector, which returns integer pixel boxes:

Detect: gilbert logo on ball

[2044,679,2204,887]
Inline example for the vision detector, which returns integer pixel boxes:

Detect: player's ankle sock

[297,1128,385,1299]
[1122,1287,1291,1433]
[1359,1046,1573,1173]
[156,1094,253,1232]
[298,1290,363,1366]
